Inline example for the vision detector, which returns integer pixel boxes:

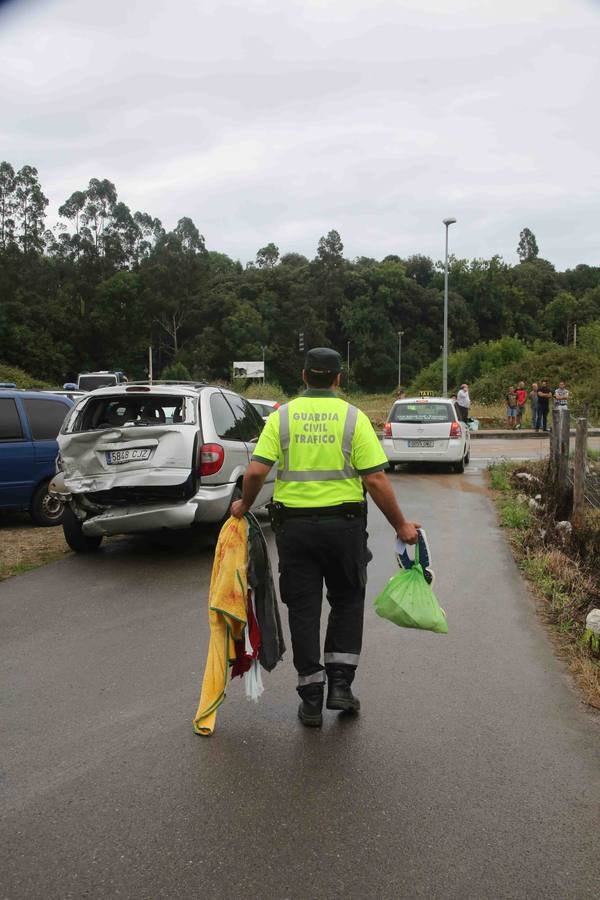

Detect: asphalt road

[1,463,599,899]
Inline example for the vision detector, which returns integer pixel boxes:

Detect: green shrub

[239,381,289,403]
[0,363,52,389]
[410,337,527,394]
[160,361,192,382]
[471,347,599,414]
[408,337,600,419]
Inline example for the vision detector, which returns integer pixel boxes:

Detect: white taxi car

[382,396,470,473]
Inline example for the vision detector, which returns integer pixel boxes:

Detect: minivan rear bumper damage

[77,482,237,536]
[82,500,197,536]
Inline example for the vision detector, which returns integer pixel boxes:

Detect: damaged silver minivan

[51,383,274,552]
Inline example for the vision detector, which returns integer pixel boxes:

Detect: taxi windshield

[390,402,453,424]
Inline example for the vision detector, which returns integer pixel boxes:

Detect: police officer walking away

[231,348,419,727]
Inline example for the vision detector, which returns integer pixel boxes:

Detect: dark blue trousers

[275,515,368,678]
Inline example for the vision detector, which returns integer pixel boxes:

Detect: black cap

[304,347,342,374]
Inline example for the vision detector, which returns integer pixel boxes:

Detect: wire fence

[567,468,600,511]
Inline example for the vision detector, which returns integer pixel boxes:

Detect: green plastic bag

[374,543,448,634]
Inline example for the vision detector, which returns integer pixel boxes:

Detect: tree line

[1,160,599,393]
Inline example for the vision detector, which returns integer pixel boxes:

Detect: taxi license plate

[408,439,434,448]
[106,448,152,465]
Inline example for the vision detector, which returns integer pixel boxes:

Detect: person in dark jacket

[537,380,552,431]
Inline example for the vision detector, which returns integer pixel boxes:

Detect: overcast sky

[1,0,599,269]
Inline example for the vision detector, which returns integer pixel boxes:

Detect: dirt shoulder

[0,512,71,580]
[489,460,600,709]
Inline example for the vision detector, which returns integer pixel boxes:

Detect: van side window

[0,398,24,440]
[210,393,240,440]
[22,399,69,440]
[226,394,264,441]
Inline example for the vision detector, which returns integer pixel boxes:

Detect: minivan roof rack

[124,380,208,388]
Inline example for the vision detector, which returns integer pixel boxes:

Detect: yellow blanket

[193,516,249,736]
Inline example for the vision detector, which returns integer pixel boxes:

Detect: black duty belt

[279,501,366,519]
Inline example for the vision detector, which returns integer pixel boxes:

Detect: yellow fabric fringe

[193,516,249,736]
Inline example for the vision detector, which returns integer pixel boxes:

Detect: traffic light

[298,331,305,352]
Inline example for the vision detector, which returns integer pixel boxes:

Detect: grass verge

[489,460,600,709]
[0,515,70,581]
[1,548,69,580]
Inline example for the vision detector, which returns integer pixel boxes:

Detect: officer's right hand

[396,521,420,545]
[231,499,249,519]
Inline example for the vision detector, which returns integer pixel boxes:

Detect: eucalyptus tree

[517,227,539,262]
[14,165,48,254]
[0,161,17,250]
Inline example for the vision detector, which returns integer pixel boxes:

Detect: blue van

[0,389,73,525]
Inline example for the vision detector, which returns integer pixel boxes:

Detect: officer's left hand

[231,499,248,519]
[397,520,420,545]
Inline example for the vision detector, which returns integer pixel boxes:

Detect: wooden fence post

[554,408,570,517]
[572,417,588,529]
[550,409,560,475]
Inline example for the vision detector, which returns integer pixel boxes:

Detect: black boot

[297,682,324,727]
[326,665,360,713]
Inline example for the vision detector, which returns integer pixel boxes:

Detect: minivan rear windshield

[64,395,196,433]
[78,375,118,391]
[390,402,454,424]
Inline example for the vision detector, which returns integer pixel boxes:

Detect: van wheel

[453,456,465,473]
[31,481,65,526]
[464,450,470,465]
[63,507,103,553]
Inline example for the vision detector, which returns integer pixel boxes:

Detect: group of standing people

[506,380,569,431]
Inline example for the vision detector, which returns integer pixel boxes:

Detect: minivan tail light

[384,422,392,438]
[198,443,225,476]
[449,421,462,439]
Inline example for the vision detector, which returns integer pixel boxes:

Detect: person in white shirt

[456,384,470,423]
[554,381,569,409]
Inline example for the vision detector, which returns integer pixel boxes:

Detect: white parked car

[382,396,470,473]
[51,382,275,551]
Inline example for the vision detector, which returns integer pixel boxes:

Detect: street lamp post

[442,217,456,397]
[397,330,404,390]
[262,345,266,384]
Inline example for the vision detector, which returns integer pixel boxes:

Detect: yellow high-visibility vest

[251,391,388,508]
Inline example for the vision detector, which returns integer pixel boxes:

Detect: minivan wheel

[63,507,103,553]
[31,481,65,527]
[209,485,243,540]
[223,485,242,524]
[453,456,465,474]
